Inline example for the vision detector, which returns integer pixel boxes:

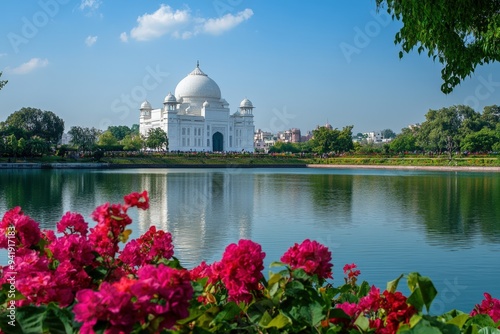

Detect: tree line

[1,105,499,158]
[0,107,168,158]
[389,105,500,156]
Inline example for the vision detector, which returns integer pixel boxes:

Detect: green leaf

[267,272,282,286]
[387,273,404,293]
[43,304,74,334]
[262,313,291,329]
[270,261,285,268]
[258,311,272,327]
[211,302,241,324]
[447,313,470,329]
[354,314,369,332]
[406,273,437,312]
[15,306,46,334]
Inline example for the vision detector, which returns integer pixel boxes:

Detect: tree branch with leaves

[376,0,500,94]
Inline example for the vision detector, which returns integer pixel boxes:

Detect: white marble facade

[139,63,255,152]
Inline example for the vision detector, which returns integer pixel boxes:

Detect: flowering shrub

[0,191,499,333]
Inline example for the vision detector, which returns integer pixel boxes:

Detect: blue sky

[1,0,499,135]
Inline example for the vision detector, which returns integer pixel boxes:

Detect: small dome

[140,100,152,109]
[164,92,177,103]
[240,98,253,108]
[203,100,210,108]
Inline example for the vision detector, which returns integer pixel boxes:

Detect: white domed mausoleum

[139,63,255,152]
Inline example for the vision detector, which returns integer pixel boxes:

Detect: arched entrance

[212,132,223,152]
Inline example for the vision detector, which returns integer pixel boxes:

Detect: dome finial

[197,60,199,68]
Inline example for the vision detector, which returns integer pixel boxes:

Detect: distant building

[59,133,72,145]
[277,128,301,143]
[139,63,255,152]
[254,129,276,153]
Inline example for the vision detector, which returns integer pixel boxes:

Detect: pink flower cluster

[74,264,193,334]
[471,292,500,324]
[119,225,174,272]
[218,239,266,303]
[190,239,266,304]
[0,191,150,307]
[281,239,333,280]
[343,263,361,285]
[333,286,417,334]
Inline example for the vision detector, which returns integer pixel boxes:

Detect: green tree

[310,126,354,154]
[98,131,119,146]
[389,128,418,153]
[27,136,50,156]
[381,129,396,139]
[145,128,168,151]
[481,105,500,129]
[5,135,18,157]
[5,107,64,144]
[0,72,7,91]
[108,125,132,141]
[461,127,499,152]
[417,105,481,156]
[122,134,143,151]
[130,124,140,135]
[69,126,101,152]
[376,0,500,93]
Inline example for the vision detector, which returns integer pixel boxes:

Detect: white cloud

[85,35,98,46]
[127,5,253,41]
[79,0,101,11]
[8,58,49,75]
[120,32,128,43]
[79,0,102,17]
[202,9,253,35]
[130,5,190,41]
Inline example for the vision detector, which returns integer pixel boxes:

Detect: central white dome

[174,65,221,100]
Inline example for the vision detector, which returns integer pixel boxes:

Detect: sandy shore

[307,164,500,172]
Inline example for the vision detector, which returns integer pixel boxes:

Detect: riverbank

[1,162,500,172]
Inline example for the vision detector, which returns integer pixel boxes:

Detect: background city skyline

[1,0,499,135]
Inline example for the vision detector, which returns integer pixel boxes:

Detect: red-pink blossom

[123,190,149,210]
[119,226,173,269]
[0,207,41,249]
[218,239,266,303]
[281,239,333,280]
[471,293,500,323]
[57,212,89,237]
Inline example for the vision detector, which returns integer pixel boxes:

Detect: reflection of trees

[387,173,500,245]
[0,170,65,228]
[308,174,353,224]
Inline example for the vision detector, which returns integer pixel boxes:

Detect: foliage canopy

[376,0,500,93]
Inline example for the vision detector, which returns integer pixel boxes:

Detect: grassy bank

[1,153,499,167]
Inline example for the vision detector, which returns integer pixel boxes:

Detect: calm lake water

[1,167,499,313]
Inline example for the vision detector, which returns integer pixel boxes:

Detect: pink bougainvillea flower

[281,239,333,280]
[119,226,173,269]
[57,211,89,237]
[0,207,41,249]
[471,292,500,323]
[331,285,416,333]
[218,239,266,303]
[123,190,149,210]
